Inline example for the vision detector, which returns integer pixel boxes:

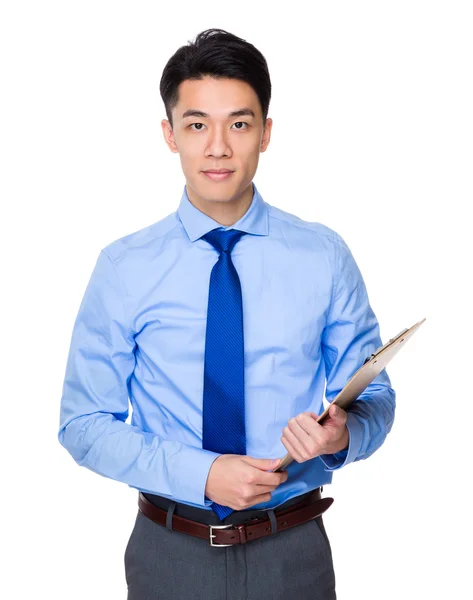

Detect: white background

[1,1,471,598]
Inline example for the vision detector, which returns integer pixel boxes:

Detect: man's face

[161,76,272,206]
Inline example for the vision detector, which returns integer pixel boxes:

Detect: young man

[58,28,396,600]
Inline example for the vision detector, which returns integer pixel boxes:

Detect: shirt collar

[177,181,269,242]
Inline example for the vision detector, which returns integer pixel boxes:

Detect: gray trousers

[124,489,337,599]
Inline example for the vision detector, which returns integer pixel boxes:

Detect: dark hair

[159,28,271,128]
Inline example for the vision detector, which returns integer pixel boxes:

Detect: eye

[189,122,206,131]
[188,122,249,131]
[231,122,249,130]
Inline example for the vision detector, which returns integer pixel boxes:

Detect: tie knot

[201,228,247,255]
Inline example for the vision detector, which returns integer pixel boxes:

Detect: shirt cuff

[318,411,363,471]
[172,446,221,507]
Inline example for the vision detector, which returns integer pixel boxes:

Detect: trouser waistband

[142,487,324,526]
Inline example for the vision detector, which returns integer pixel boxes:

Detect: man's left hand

[280,403,349,463]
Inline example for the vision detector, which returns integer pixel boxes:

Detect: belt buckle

[209,523,234,547]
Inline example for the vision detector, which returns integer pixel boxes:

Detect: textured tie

[200,228,248,521]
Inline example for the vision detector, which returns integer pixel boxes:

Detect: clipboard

[273,317,426,472]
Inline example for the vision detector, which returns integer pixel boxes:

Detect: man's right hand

[204,454,289,511]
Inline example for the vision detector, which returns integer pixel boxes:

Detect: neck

[185,183,254,226]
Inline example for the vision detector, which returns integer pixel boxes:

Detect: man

[58,28,396,600]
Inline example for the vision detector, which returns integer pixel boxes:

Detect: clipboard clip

[362,327,410,365]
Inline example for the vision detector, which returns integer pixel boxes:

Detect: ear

[260,117,273,152]
[161,119,179,153]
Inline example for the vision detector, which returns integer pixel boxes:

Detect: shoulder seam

[268,210,342,243]
[100,249,135,343]
[103,216,181,264]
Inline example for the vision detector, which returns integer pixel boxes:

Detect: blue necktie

[200,228,248,521]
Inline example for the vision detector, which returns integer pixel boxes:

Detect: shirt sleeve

[57,250,220,507]
[318,233,396,471]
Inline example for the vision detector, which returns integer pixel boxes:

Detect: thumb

[245,456,282,471]
[330,403,339,417]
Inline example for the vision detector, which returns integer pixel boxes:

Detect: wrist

[338,425,349,452]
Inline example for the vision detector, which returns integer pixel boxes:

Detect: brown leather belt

[138,488,334,547]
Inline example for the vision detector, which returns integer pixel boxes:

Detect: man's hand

[280,403,349,463]
[204,455,288,510]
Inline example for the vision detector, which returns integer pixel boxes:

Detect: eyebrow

[181,108,256,120]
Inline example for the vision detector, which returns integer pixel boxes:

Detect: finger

[328,403,347,421]
[254,484,282,493]
[256,469,288,486]
[248,490,274,506]
[286,415,323,457]
[256,470,288,489]
[288,415,322,451]
[280,431,304,462]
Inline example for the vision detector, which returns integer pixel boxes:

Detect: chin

[187,174,244,202]
[199,179,239,195]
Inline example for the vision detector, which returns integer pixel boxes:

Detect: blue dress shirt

[58,182,396,511]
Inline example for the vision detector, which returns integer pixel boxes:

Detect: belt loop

[166,501,177,531]
[267,509,278,534]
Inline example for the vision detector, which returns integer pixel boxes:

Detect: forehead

[175,77,261,118]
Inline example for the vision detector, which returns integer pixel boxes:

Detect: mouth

[202,170,234,182]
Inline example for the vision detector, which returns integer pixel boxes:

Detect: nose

[205,127,232,158]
